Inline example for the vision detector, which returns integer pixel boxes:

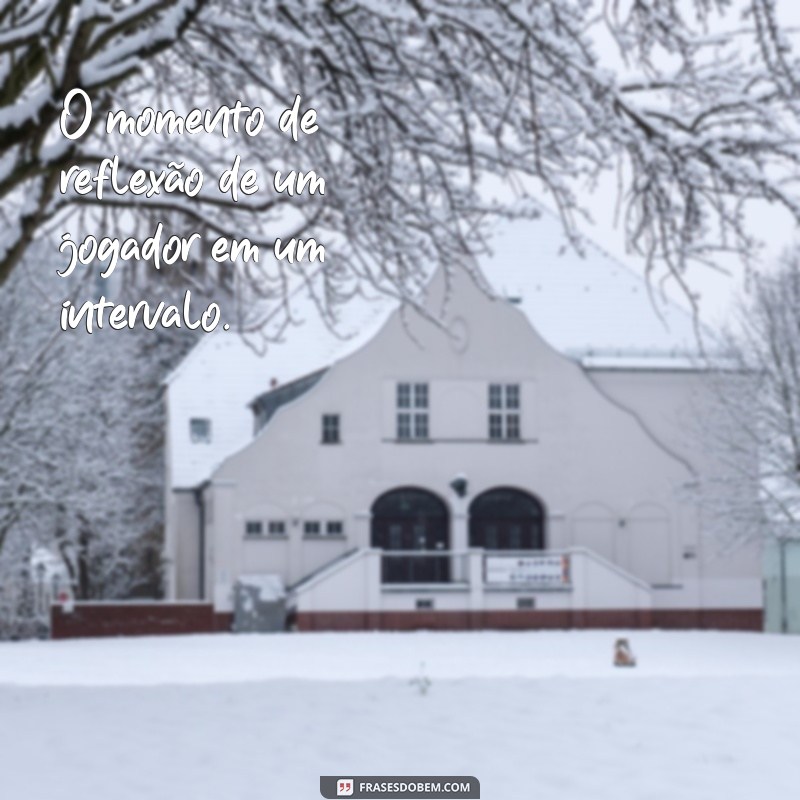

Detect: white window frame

[396,382,429,440]
[488,383,521,441]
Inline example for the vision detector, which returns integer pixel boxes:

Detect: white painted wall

[185,266,760,613]
[292,549,653,615]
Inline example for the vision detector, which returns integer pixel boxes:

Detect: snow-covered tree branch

[2,0,800,336]
[0,0,204,285]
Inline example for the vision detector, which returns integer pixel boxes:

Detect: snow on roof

[163,287,392,389]
[166,211,707,488]
[166,290,393,488]
[482,206,703,360]
[578,355,701,371]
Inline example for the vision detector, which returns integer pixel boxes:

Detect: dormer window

[190,417,212,444]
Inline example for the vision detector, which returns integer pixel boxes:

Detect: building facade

[164,218,762,630]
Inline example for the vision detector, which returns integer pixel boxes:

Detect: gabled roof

[167,209,703,385]
[163,286,393,390]
[166,210,708,489]
[482,205,703,360]
[164,288,394,489]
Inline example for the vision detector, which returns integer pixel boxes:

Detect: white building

[163,214,762,631]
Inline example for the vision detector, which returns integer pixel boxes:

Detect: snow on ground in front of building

[1,629,798,685]
[1,631,798,799]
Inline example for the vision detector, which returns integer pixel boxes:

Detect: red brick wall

[296,608,763,632]
[51,603,233,639]
[50,604,763,637]
[650,608,762,631]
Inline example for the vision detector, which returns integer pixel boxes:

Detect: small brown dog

[614,637,637,667]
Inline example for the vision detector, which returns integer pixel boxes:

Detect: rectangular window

[397,383,411,408]
[505,384,520,409]
[322,414,340,444]
[267,521,286,535]
[487,384,521,440]
[397,412,412,440]
[245,520,263,537]
[326,521,344,536]
[397,382,429,440]
[303,521,321,535]
[190,417,212,444]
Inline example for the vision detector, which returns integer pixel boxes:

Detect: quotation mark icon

[337,778,354,797]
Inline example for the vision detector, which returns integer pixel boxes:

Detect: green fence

[764,538,800,633]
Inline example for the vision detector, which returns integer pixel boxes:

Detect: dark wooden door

[371,489,450,583]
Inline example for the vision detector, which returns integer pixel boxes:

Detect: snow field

[1,631,798,799]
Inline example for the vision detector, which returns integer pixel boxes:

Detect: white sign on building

[484,554,571,588]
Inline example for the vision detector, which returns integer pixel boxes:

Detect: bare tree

[696,249,800,548]
[2,0,800,338]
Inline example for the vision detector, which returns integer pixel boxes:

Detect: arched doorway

[469,488,546,550]
[371,488,450,583]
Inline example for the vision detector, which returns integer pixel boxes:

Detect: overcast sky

[565,0,800,329]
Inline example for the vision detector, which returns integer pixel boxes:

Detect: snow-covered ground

[1,631,798,799]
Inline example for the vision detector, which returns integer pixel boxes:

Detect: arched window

[469,488,546,550]
[371,488,449,583]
